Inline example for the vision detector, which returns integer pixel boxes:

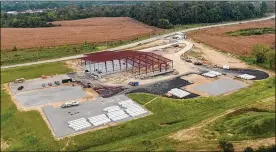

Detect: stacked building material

[168,88,190,98]
[119,100,147,117]
[107,109,129,121]
[202,71,222,78]
[88,114,111,126]
[236,74,256,80]
[68,118,91,131]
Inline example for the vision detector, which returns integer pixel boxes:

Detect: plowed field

[188,19,275,55]
[1,17,162,50]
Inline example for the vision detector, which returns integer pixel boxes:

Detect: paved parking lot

[193,78,248,96]
[15,86,87,107]
[9,74,70,94]
[42,95,149,138]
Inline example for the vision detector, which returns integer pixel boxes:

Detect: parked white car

[61,101,79,108]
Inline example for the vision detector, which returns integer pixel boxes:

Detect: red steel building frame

[79,50,173,75]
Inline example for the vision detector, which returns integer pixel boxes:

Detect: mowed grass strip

[226,27,275,36]
[1,62,73,84]
[1,62,275,151]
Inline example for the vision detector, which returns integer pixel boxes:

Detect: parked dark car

[54,81,60,85]
[17,86,24,90]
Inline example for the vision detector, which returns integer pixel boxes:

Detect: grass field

[1,62,275,151]
[226,27,275,36]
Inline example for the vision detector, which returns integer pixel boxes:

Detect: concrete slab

[193,78,248,96]
[42,95,149,138]
[15,85,87,107]
[9,74,70,94]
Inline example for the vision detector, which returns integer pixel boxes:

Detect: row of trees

[1,1,139,11]
[252,44,275,69]
[1,1,268,28]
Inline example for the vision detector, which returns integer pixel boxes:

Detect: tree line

[1,1,269,29]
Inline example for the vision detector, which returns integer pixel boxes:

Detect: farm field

[1,62,275,151]
[1,17,162,50]
[188,19,275,55]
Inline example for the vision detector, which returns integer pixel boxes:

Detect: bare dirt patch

[1,17,162,50]
[1,138,9,151]
[188,41,248,68]
[188,19,275,55]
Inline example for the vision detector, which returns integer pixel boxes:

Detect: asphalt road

[2,14,275,69]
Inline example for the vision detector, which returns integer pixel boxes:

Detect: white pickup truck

[61,101,79,108]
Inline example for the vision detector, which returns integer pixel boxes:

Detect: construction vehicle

[128,82,139,86]
[14,78,25,83]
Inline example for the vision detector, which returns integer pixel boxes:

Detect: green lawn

[226,27,275,36]
[1,62,73,84]
[1,62,275,151]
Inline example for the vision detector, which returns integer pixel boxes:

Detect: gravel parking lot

[9,74,70,94]
[15,85,87,107]
[193,78,248,96]
[43,95,149,138]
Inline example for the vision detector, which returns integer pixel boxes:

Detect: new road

[2,14,275,69]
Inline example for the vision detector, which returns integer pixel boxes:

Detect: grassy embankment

[206,98,275,141]
[1,62,275,151]
[0,23,208,66]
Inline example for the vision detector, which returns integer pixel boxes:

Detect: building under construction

[79,50,173,78]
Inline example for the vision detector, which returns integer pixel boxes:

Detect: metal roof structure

[81,50,172,63]
[79,50,173,75]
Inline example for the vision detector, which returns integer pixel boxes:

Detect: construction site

[6,32,270,139]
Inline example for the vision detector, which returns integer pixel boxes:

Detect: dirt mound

[1,17,162,50]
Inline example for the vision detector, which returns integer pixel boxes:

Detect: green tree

[252,44,271,63]
[260,2,268,15]
[244,147,254,152]
[219,139,234,152]
[157,19,173,29]
[265,50,275,69]
[255,145,276,152]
